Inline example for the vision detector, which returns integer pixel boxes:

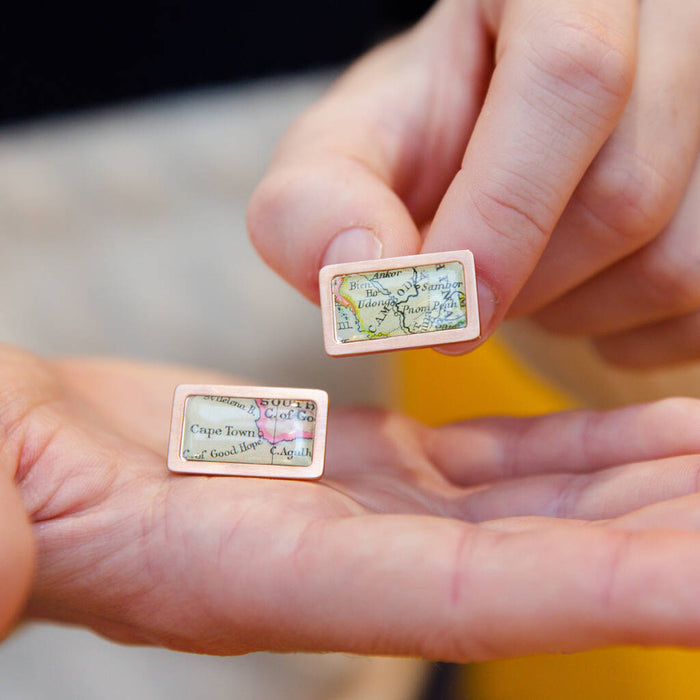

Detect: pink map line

[254,399,314,444]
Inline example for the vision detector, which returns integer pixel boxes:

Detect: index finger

[247,0,490,302]
[237,515,700,659]
[424,0,638,350]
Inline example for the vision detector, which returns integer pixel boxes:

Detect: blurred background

[3,1,700,698]
[1,0,427,125]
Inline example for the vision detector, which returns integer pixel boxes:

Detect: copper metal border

[319,249,480,356]
[167,384,328,479]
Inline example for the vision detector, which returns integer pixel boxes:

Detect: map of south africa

[332,261,467,343]
[181,395,316,467]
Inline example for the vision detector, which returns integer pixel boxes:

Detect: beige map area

[332,261,467,343]
[181,395,316,467]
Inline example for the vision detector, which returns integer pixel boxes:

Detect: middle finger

[511,0,700,317]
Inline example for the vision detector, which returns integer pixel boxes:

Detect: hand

[248,0,700,367]
[6,344,700,659]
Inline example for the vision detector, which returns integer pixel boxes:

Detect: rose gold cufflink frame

[167,384,328,480]
[319,250,480,357]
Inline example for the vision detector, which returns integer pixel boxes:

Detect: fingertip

[248,158,422,303]
[321,227,383,268]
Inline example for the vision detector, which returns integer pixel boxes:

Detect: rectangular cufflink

[167,384,328,479]
[319,250,480,356]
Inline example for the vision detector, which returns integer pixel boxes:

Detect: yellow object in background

[394,338,700,700]
[395,339,572,425]
[465,647,700,700]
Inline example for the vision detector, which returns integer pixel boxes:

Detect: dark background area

[1,0,432,125]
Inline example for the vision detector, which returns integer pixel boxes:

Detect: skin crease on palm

[3,344,700,660]
[248,0,700,366]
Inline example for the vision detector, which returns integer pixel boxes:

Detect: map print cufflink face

[167,385,328,479]
[319,250,480,356]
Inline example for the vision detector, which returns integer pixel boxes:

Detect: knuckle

[469,177,552,258]
[636,245,700,309]
[597,530,632,614]
[438,529,504,661]
[583,152,675,246]
[552,474,587,518]
[527,13,635,110]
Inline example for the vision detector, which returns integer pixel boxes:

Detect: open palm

[6,345,700,661]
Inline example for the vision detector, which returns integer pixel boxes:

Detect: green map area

[332,261,467,343]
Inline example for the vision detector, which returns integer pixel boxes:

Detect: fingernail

[322,227,383,267]
[431,279,499,357]
[476,279,497,336]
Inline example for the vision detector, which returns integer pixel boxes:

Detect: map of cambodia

[331,261,467,343]
[181,395,317,467]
